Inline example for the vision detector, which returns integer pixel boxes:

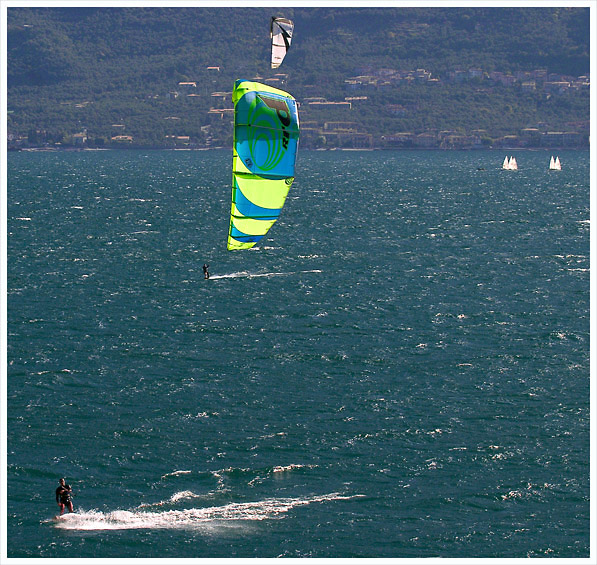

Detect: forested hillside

[6,6,591,149]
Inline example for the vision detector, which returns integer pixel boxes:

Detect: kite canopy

[227,80,300,251]
[270,17,294,69]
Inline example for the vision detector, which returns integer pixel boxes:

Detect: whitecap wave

[272,464,315,473]
[137,490,207,509]
[161,470,192,479]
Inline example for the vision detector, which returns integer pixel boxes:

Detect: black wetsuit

[56,484,72,505]
[203,264,210,279]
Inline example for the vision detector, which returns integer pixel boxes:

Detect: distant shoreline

[8,145,590,153]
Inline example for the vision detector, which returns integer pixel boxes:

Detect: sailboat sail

[227,80,300,251]
[502,156,510,169]
[550,156,562,170]
[509,156,518,170]
[271,17,294,68]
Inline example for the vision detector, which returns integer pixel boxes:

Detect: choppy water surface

[6,149,590,558]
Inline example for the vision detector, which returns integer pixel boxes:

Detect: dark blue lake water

[6,149,590,558]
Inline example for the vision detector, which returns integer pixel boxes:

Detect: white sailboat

[549,155,561,170]
[502,155,518,170]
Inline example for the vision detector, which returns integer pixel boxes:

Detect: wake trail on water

[209,269,322,280]
[49,492,360,531]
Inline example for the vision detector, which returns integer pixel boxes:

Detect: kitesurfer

[203,263,210,279]
[55,478,74,515]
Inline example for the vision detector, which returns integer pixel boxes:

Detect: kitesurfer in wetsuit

[203,263,210,279]
[55,478,74,515]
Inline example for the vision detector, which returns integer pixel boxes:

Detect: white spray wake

[51,492,358,531]
[209,270,322,280]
